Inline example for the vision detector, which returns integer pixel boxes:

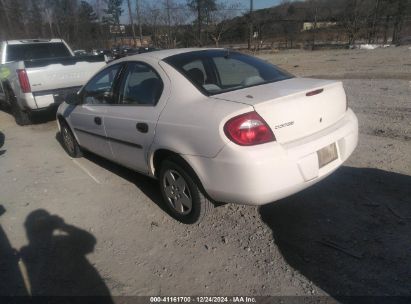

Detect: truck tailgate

[25,56,106,92]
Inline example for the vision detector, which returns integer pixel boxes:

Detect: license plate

[317,143,338,168]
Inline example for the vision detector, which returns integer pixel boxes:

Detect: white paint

[72,159,101,184]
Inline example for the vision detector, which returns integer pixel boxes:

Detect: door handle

[136,122,148,133]
[94,117,102,125]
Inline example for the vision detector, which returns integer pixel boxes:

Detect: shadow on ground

[30,108,57,124]
[0,207,113,302]
[0,130,5,155]
[0,205,26,296]
[0,106,57,125]
[82,150,169,214]
[259,166,411,297]
[56,129,167,216]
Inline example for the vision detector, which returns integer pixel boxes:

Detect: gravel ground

[0,46,410,299]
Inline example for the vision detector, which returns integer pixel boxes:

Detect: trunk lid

[213,78,347,143]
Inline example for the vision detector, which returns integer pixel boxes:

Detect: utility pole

[126,0,136,46]
[136,0,143,46]
[248,0,253,50]
[166,0,172,48]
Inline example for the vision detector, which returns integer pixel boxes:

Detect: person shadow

[18,209,113,302]
[259,166,411,298]
[0,205,27,296]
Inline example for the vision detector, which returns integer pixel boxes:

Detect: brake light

[17,69,31,93]
[224,111,275,146]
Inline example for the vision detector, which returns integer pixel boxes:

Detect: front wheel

[60,121,82,158]
[159,159,213,224]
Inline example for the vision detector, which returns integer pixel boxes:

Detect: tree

[52,0,79,42]
[391,0,409,44]
[188,0,217,46]
[77,1,99,48]
[141,1,164,47]
[337,0,369,45]
[28,0,45,38]
[126,0,136,46]
[78,0,97,22]
[0,0,12,38]
[103,0,123,26]
[169,0,193,47]
[209,2,238,47]
[6,0,28,38]
[367,0,381,43]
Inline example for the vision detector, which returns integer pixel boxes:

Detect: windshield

[164,50,293,95]
[6,43,72,62]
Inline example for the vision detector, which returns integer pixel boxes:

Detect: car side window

[118,62,163,106]
[82,64,122,105]
[182,60,207,85]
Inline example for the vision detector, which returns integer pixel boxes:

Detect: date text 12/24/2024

[150,297,256,303]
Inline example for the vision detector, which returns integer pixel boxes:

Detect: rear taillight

[224,111,275,146]
[17,69,31,93]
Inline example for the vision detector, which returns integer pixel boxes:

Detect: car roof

[125,47,224,61]
[4,39,64,45]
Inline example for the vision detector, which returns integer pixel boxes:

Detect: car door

[69,63,124,160]
[103,61,168,173]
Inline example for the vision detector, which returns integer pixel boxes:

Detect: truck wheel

[60,121,82,158]
[9,95,31,126]
[159,159,213,224]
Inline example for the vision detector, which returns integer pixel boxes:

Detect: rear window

[6,43,72,62]
[164,50,293,95]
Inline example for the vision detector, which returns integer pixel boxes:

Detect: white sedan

[57,48,358,224]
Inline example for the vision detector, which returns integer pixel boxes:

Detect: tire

[60,120,82,158]
[159,159,213,224]
[10,96,31,126]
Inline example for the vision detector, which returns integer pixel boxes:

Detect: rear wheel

[60,120,82,158]
[10,97,31,126]
[159,159,212,224]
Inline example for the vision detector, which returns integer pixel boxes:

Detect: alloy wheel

[62,126,75,155]
[162,169,193,215]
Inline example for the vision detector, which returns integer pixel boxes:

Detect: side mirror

[65,93,80,105]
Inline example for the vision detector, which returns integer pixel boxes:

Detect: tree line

[223,0,411,49]
[0,0,410,50]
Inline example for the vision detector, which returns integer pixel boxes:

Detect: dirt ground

[0,46,410,299]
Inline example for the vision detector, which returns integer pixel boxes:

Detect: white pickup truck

[0,39,106,125]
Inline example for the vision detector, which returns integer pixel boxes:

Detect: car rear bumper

[185,109,358,205]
